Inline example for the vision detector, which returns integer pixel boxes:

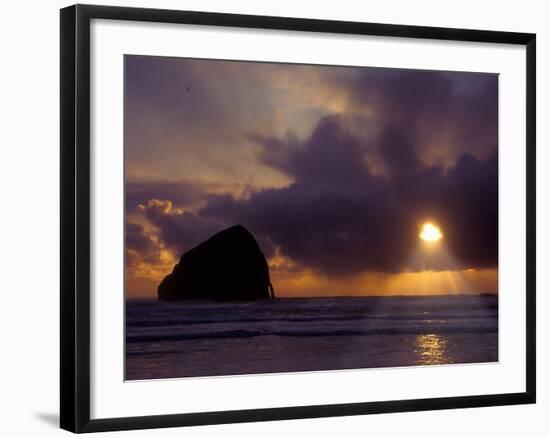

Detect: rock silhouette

[158,225,275,301]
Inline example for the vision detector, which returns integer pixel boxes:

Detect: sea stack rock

[158,225,275,301]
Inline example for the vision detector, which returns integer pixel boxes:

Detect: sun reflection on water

[414,334,451,365]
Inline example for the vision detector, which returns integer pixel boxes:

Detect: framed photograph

[60,4,536,433]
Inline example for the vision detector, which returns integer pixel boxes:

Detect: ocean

[125,295,498,380]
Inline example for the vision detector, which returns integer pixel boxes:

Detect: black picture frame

[60,4,536,433]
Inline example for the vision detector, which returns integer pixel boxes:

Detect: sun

[419,223,443,242]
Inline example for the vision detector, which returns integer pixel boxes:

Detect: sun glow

[419,223,443,242]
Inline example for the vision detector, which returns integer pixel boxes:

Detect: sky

[124,55,498,298]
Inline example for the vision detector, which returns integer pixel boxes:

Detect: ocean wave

[126,312,496,329]
[126,324,498,343]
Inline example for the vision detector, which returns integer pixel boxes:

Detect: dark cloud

[125,222,161,267]
[338,68,498,168]
[144,115,498,275]
[253,115,374,188]
[379,125,423,178]
[126,181,204,213]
